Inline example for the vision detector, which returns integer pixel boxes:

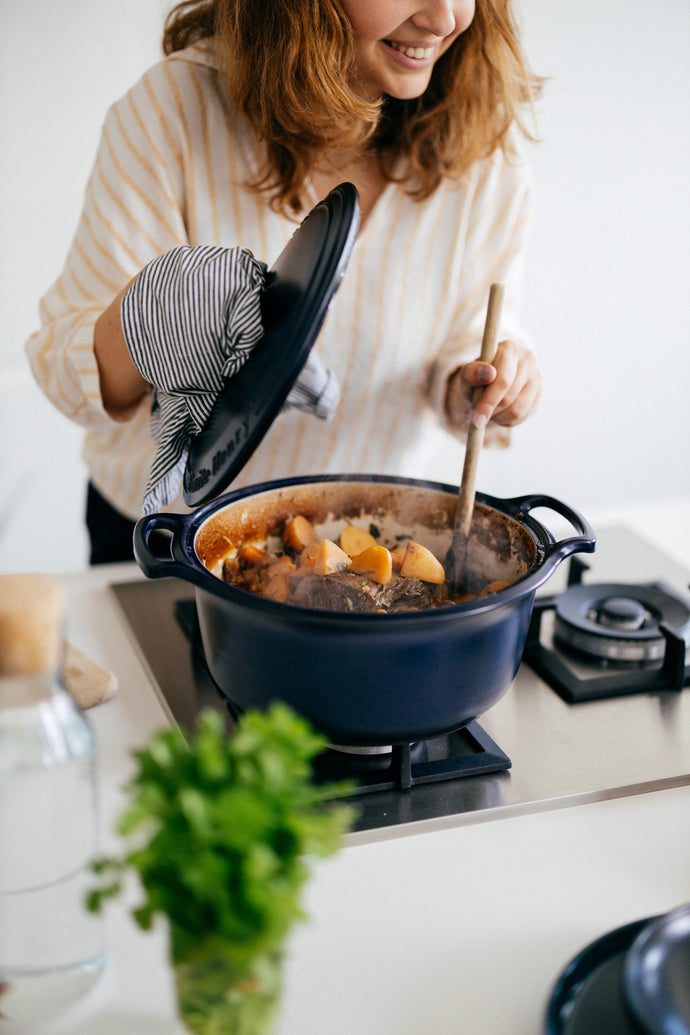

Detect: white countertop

[36,786,690,1035]
[8,498,690,1035]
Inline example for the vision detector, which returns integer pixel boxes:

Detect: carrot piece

[479,580,511,596]
[349,545,393,585]
[238,543,267,566]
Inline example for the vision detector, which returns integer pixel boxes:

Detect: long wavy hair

[163,0,542,213]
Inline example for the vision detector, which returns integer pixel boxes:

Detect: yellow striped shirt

[25,41,534,520]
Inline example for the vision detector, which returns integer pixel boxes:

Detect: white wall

[0,0,168,571]
[1,0,688,573]
[511,0,690,510]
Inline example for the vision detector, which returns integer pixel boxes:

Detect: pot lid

[183,182,360,507]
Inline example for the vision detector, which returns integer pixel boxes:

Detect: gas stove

[110,526,690,843]
[524,556,690,702]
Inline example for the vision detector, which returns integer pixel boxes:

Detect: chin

[389,86,430,100]
[382,75,434,101]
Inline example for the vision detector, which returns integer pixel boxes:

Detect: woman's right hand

[445,338,542,433]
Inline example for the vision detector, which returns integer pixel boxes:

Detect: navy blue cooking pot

[134,474,594,745]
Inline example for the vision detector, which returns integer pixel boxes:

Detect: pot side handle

[503,493,596,570]
[133,513,196,583]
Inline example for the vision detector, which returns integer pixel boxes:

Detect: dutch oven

[134,475,595,746]
[133,183,596,746]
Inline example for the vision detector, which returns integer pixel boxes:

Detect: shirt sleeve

[24,58,190,429]
[427,137,535,445]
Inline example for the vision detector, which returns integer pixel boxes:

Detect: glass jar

[0,573,104,1022]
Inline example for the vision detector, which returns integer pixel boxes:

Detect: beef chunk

[287,572,447,613]
[289,572,380,612]
[374,577,448,611]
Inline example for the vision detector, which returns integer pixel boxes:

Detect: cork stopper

[0,573,65,677]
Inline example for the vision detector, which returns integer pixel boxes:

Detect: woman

[26,0,542,562]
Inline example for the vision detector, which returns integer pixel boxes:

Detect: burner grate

[311,723,511,795]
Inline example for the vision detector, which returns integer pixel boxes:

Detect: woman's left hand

[445,339,542,432]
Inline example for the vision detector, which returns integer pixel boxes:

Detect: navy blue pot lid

[624,903,690,1035]
[545,917,652,1035]
[545,907,690,1035]
[183,182,361,507]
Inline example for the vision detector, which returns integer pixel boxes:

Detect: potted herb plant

[88,703,355,1034]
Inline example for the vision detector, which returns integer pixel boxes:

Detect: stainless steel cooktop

[110,526,690,844]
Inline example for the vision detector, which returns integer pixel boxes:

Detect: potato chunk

[349,545,393,585]
[390,544,407,570]
[399,541,445,585]
[340,524,378,557]
[283,515,317,552]
[313,539,352,576]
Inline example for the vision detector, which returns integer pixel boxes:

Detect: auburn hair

[163,0,542,214]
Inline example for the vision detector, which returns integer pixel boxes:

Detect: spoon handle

[456,283,504,538]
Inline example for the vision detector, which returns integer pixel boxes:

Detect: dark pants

[86,482,138,565]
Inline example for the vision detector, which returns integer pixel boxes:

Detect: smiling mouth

[384,40,435,61]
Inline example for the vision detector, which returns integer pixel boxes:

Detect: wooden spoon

[444,282,505,596]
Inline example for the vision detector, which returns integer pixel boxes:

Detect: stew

[220,515,510,613]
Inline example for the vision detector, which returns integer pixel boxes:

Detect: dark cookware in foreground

[134,475,595,746]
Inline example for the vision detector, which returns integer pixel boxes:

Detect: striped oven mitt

[121,245,340,514]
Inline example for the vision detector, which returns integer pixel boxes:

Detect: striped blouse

[25,41,534,521]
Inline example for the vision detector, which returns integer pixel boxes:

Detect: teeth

[388,41,433,60]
